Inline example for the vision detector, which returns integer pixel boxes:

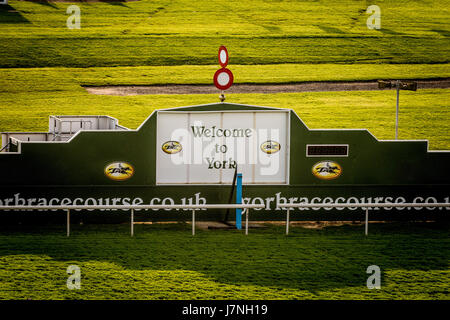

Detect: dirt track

[84,79,450,96]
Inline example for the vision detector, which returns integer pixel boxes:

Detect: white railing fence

[278,202,450,235]
[0,202,448,236]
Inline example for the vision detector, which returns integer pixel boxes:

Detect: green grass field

[0,222,449,299]
[1,0,449,149]
[1,65,449,149]
[0,0,449,300]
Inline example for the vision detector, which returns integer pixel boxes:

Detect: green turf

[0,0,449,67]
[0,222,448,299]
[2,64,448,87]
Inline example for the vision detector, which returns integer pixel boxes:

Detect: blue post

[236,173,242,229]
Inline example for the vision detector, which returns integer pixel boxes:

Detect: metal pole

[224,167,238,223]
[286,209,290,235]
[396,80,400,140]
[365,208,369,236]
[66,209,70,237]
[131,209,134,237]
[192,209,195,236]
[245,209,248,235]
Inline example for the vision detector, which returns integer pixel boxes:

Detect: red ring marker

[218,45,229,68]
[213,68,233,90]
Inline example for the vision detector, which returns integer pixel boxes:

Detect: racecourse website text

[1,193,449,211]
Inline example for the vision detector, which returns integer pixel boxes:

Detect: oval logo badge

[162,141,182,154]
[260,140,281,154]
[312,160,342,180]
[105,162,134,181]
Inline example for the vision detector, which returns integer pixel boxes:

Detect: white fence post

[286,208,290,235]
[131,209,134,237]
[365,208,369,236]
[245,209,249,235]
[66,209,70,237]
[192,209,195,236]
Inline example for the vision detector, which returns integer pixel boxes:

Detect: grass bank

[1,66,449,150]
[1,0,449,67]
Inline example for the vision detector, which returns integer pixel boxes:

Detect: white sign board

[156,110,289,184]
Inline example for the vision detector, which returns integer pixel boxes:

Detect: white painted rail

[279,203,450,209]
[278,202,450,235]
[0,203,265,237]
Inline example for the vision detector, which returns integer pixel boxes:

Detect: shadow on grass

[30,1,58,9]
[430,29,450,37]
[99,0,130,7]
[379,28,404,36]
[0,221,448,293]
[0,4,31,23]
[316,25,346,34]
